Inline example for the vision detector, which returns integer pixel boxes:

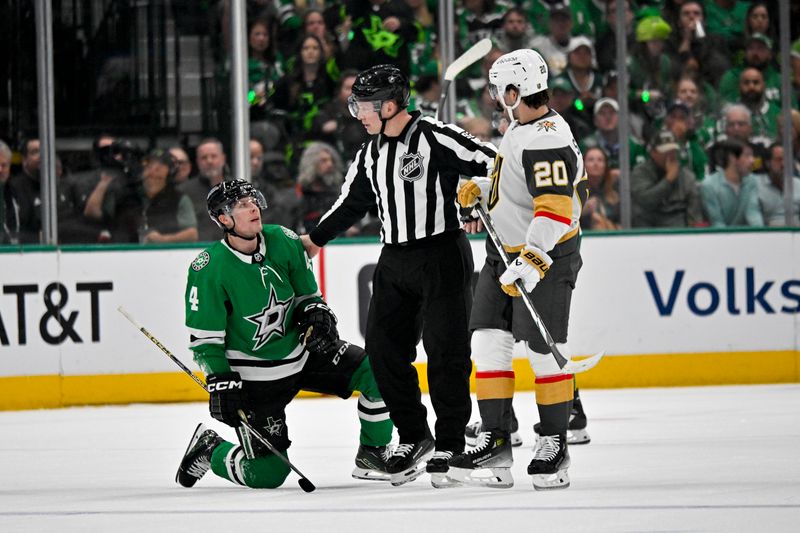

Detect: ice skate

[386,437,434,486]
[447,430,514,489]
[465,420,522,448]
[427,450,459,488]
[528,434,570,490]
[175,423,223,488]
[534,399,590,445]
[352,444,392,481]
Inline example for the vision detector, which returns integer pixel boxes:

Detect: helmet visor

[488,82,502,101]
[226,189,268,215]
[347,95,382,118]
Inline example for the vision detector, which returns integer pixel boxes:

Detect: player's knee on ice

[211,442,291,489]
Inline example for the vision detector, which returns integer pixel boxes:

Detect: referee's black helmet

[351,64,410,109]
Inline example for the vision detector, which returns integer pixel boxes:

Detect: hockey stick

[117,306,316,493]
[435,37,493,121]
[473,205,604,374]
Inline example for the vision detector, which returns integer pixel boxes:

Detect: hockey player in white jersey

[449,48,589,490]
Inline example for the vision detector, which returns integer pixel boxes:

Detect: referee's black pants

[365,230,473,453]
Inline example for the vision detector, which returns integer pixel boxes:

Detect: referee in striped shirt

[301,64,497,485]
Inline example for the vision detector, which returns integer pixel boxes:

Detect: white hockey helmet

[488,49,549,103]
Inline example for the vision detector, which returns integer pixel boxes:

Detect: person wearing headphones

[138,148,198,243]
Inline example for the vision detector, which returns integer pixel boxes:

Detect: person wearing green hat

[629,15,674,123]
[718,33,793,108]
[548,75,593,141]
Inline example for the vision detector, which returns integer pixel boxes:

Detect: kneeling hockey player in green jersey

[176,179,393,489]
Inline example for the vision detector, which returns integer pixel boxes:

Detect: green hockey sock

[348,357,393,446]
[211,440,290,489]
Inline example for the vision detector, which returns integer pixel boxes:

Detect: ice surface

[1,385,798,532]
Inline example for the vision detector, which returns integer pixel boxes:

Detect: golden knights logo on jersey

[537,120,557,133]
[244,286,292,350]
[399,152,425,182]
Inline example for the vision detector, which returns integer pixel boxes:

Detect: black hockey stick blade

[298,477,316,493]
[117,306,318,492]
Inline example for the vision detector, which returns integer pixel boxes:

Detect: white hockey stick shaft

[117,306,317,492]
[435,38,492,121]
[473,206,604,374]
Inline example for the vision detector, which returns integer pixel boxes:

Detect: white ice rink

[1,384,799,533]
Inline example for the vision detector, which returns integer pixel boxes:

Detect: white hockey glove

[499,246,552,297]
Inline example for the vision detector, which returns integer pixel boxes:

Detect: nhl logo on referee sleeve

[399,152,424,182]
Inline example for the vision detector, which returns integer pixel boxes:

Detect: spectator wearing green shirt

[580,97,647,171]
[735,67,781,143]
[629,15,674,126]
[703,0,749,48]
[523,0,600,39]
[701,139,764,227]
[719,33,784,106]
[673,75,717,148]
[759,143,800,226]
[663,100,709,181]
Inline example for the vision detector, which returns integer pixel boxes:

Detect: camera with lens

[95,140,144,182]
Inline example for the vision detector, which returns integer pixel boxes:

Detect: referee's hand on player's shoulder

[301,234,321,258]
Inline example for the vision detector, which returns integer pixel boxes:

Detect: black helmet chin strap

[223,218,257,241]
[377,101,402,147]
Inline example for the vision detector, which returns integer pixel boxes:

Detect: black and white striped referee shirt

[309,111,497,245]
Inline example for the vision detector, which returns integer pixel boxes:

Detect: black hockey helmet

[207,179,268,229]
[348,64,410,116]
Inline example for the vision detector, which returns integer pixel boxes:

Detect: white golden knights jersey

[486,109,587,254]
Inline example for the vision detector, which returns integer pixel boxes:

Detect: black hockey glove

[206,372,244,427]
[297,302,339,354]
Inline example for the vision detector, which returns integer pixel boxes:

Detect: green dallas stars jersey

[185,225,322,379]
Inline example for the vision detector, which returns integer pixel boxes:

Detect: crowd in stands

[2,0,800,245]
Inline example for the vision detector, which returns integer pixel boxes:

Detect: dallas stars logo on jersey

[244,286,292,350]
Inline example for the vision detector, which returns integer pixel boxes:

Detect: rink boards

[0,229,798,410]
